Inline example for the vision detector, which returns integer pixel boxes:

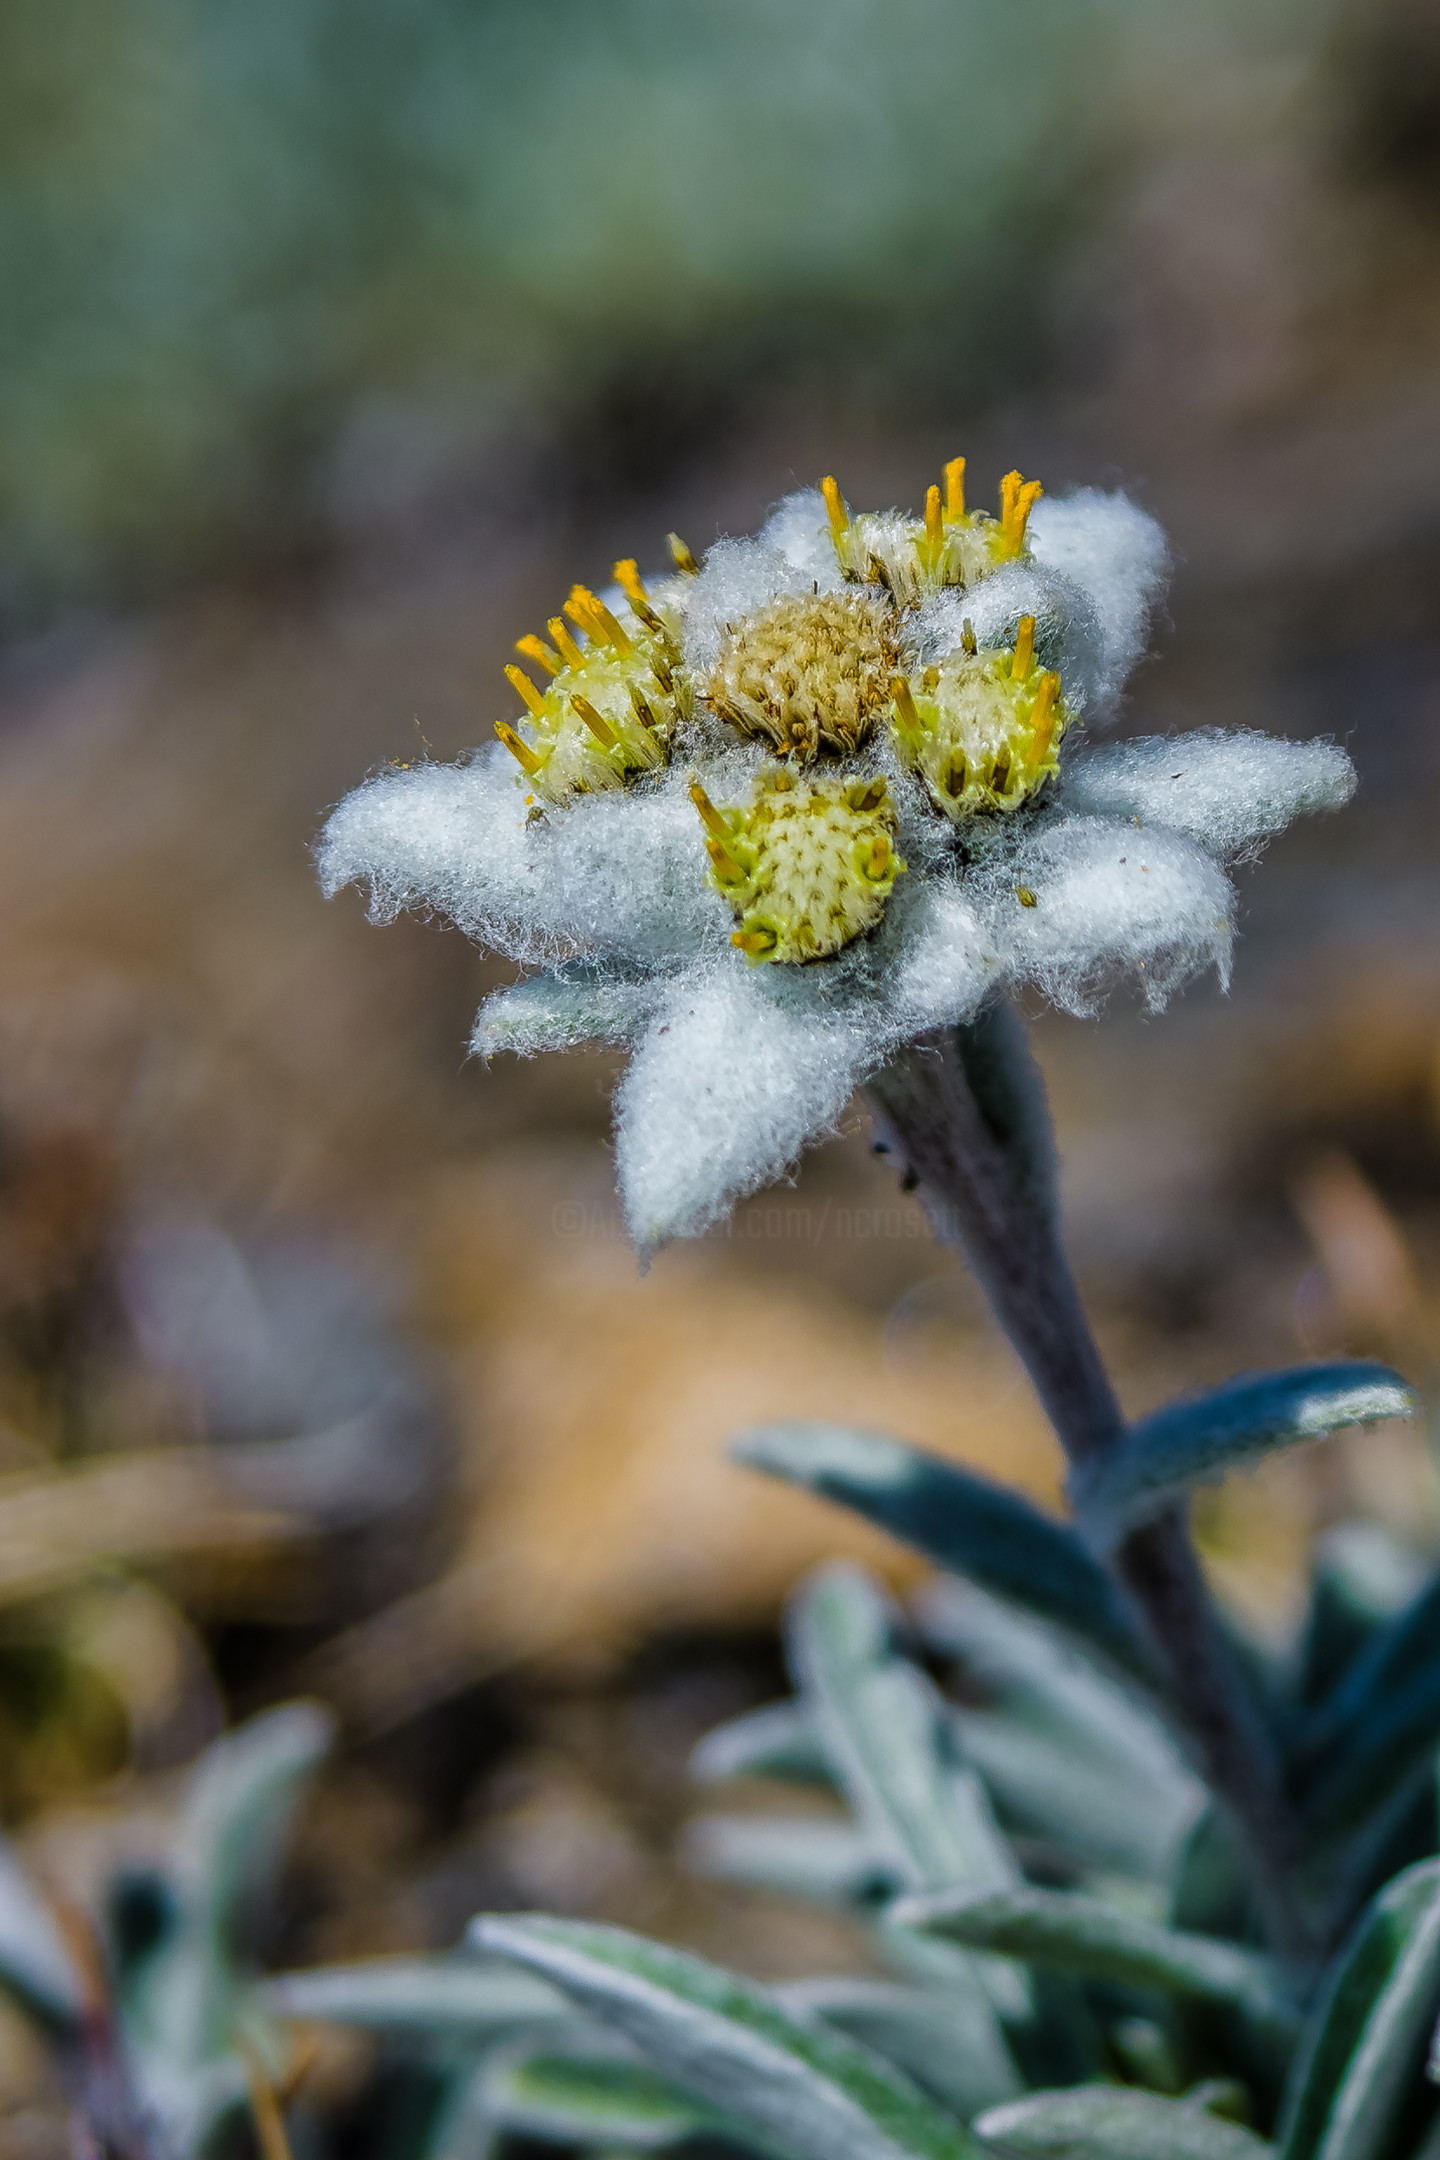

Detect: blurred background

[0,0,1439,2142]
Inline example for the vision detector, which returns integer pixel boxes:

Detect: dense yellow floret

[690,767,905,964]
[889,614,1070,822]
[494,566,689,805]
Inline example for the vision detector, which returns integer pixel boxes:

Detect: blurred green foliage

[0,0,1117,614]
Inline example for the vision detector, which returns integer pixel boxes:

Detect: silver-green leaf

[261,1955,571,2038]
[1279,1857,1440,2160]
[1071,1363,1416,1539]
[733,1425,1142,1671]
[476,2038,719,2149]
[888,1886,1294,2044]
[975,2082,1269,2160]
[787,1565,1017,1898]
[470,1914,979,2160]
[975,2085,1273,2160]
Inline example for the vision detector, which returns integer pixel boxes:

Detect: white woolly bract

[319,746,741,968]
[1059,731,1356,861]
[981,816,1234,1017]
[759,489,851,593]
[882,882,998,1038]
[1027,489,1169,710]
[616,968,875,1247]
[318,755,547,953]
[473,973,659,1057]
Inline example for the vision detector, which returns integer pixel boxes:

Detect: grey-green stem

[866,1007,1306,1956]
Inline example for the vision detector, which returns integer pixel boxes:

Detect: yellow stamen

[565,585,635,657]
[1011,615,1035,681]
[821,475,850,548]
[863,835,891,880]
[732,926,777,956]
[613,557,664,631]
[944,456,966,522]
[924,483,943,566]
[548,616,585,669]
[689,779,732,845]
[890,674,923,729]
[516,633,561,677]
[1017,886,1038,907]
[571,694,617,748]
[668,533,699,575]
[1025,672,1062,767]
[961,619,977,656]
[495,721,541,775]
[504,663,547,718]
[628,683,660,734]
[707,837,746,883]
[613,558,647,609]
[999,471,1043,550]
[846,777,888,813]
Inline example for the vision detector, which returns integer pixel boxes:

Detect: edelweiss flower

[318,461,1354,1250]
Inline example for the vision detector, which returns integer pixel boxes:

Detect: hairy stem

[867,1009,1305,1952]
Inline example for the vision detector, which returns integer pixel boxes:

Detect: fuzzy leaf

[472,972,655,1058]
[787,1565,1017,1898]
[975,2085,1273,2160]
[1291,1570,1440,1836]
[477,2039,717,2149]
[1279,1857,1440,2160]
[0,1840,84,2030]
[261,1956,571,2037]
[682,1814,886,1905]
[690,1701,832,1787]
[889,1886,1292,2040]
[777,1979,1022,2121]
[127,1702,334,2069]
[1071,1364,1416,1537]
[185,1701,335,1952]
[470,1915,979,2160]
[916,1580,1203,1882]
[734,1426,1142,1671]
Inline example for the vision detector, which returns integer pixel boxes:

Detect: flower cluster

[319,461,1354,1249]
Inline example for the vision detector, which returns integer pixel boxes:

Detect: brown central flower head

[697,589,897,765]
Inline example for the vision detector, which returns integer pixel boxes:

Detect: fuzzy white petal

[472,972,659,1057]
[881,879,1000,1037]
[1059,730,1356,860]
[984,815,1233,1017]
[317,755,540,956]
[616,966,876,1249]
[759,489,850,592]
[907,564,1107,716]
[519,765,732,963]
[1028,491,1169,709]
[320,748,740,968]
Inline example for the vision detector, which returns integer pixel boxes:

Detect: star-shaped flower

[318,462,1353,1250]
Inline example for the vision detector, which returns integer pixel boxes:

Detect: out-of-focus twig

[0,1450,305,1611]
